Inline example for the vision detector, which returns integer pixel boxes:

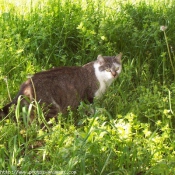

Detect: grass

[1,0,175,174]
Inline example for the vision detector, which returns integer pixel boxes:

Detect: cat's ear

[115,52,122,63]
[97,55,104,65]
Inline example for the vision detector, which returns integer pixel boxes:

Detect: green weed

[1,0,175,174]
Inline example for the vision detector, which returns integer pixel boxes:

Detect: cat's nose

[111,71,117,77]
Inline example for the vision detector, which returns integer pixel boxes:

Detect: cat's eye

[116,67,119,71]
[105,68,111,72]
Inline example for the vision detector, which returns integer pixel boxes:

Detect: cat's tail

[0,91,23,119]
[0,102,13,119]
[0,96,19,119]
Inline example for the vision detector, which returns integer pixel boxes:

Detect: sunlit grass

[1,0,173,16]
[1,0,175,174]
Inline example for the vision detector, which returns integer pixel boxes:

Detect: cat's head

[94,53,122,83]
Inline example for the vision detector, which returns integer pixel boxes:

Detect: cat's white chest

[93,63,114,98]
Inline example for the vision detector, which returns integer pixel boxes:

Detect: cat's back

[30,63,96,89]
[34,66,81,77]
[31,66,84,83]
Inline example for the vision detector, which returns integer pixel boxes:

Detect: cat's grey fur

[0,53,122,119]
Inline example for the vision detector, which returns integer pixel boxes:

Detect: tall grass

[1,0,175,174]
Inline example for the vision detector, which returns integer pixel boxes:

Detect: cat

[0,53,122,119]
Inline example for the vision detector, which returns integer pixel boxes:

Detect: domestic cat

[0,53,122,119]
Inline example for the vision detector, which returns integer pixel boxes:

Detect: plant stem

[4,77,12,102]
[164,30,175,79]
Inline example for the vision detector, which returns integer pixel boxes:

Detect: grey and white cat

[0,53,122,119]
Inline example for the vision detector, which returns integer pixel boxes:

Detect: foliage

[1,0,175,174]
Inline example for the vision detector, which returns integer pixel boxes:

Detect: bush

[1,0,175,174]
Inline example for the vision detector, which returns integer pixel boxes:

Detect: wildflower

[143,128,151,137]
[160,25,167,31]
[170,45,174,53]
[101,36,106,40]
[156,120,162,126]
[4,76,7,82]
[16,49,24,54]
